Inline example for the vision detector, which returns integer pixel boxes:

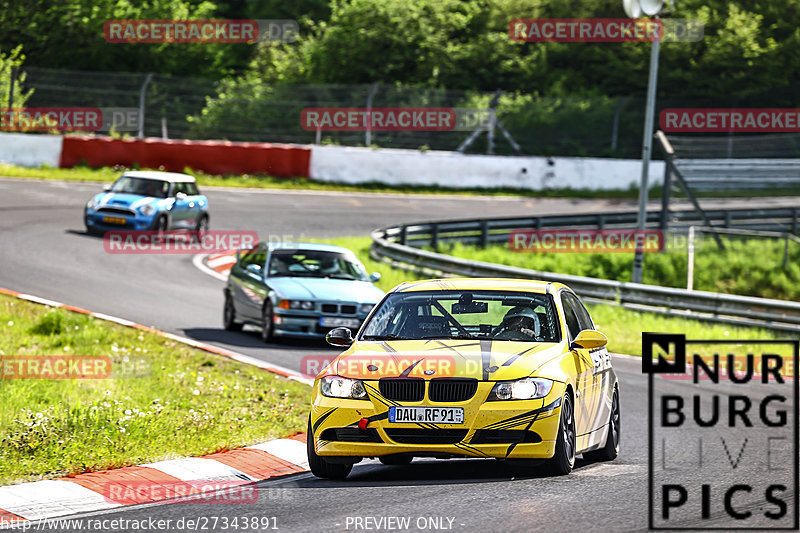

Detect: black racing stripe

[345,411,390,427]
[455,442,489,457]
[489,411,558,431]
[501,346,537,367]
[380,341,400,363]
[312,408,337,433]
[399,359,422,377]
[481,397,562,430]
[427,340,471,359]
[505,412,542,457]
[480,339,493,380]
[364,384,400,407]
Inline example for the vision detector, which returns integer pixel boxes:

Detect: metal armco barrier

[370,207,800,332]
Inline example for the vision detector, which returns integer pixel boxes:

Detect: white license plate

[388,406,464,424]
[320,317,360,328]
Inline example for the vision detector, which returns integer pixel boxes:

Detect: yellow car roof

[391,278,568,294]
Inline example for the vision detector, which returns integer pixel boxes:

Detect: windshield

[267,250,370,281]
[110,177,170,198]
[361,290,561,343]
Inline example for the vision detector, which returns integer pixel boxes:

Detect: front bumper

[85,209,156,231]
[310,380,563,460]
[273,311,366,339]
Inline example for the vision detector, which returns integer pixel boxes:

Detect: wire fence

[13,66,800,158]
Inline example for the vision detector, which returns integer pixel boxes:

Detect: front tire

[193,214,209,240]
[585,387,620,462]
[307,418,352,480]
[223,292,243,332]
[545,392,576,475]
[261,301,275,343]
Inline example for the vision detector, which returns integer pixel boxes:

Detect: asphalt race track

[0,178,637,372]
[1,178,794,532]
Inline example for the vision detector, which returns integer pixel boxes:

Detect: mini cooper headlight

[320,376,368,399]
[86,197,99,210]
[490,377,553,401]
[139,204,156,216]
[359,303,374,314]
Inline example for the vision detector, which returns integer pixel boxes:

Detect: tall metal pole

[138,73,153,139]
[8,65,17,109]
[631,37,660,283]
[365,82,379,147]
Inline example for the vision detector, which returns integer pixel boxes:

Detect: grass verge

[315,236,785,357]
[0,294,309,486]
[0,163,645,199]
[439,235,800,301]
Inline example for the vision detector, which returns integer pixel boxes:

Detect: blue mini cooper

[84,171,209,233]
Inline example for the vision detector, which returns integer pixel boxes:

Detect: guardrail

[370,207,800,332]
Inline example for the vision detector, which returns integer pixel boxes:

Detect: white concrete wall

[0,133,63,168]
[309,145,665,191]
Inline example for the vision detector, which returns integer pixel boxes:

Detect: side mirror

[103,184,111,192]
[176,192,187,200]
[245,263,262,275]
[326,327,353,347]
[570,330,608,351]
[369,272,381,283]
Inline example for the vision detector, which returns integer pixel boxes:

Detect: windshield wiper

[362,334,413,341]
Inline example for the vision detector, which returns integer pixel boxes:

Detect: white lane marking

[90,313,137,327]
[573,463,645,478]
[247,439,309,470]
[207,255,236,269]
[192,253,228,281]
[16,294,63,307]
[141,458,256,482]
[0,480,120,521]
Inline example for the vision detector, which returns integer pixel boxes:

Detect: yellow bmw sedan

[307,278,620,479]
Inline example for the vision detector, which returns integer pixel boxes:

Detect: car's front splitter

[310,382,563,461]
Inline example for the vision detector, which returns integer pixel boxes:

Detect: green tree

[0,46,33,108]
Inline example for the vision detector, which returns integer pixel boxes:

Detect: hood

[326,339,566,381]
[270,277,384,303]
[93,192,164,210]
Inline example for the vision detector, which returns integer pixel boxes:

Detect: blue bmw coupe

[223,242,385,342]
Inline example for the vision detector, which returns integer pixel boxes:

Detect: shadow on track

[273,457,598,489]
[181,327,342,351]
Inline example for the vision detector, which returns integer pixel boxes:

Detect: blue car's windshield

[361,290,562,343]
[268,250,370,281]
[111,177,170,198]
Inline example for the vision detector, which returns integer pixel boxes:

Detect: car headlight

[490,377,553,401]
[139,204,156,216]
[320,376,368,399]
[278,300,315,310]
[86,197,99,210]
[359,303,374,314]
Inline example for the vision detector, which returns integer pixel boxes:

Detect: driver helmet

[502,306,541,337]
